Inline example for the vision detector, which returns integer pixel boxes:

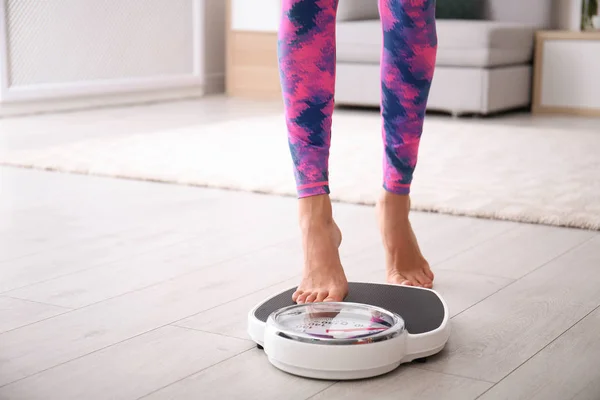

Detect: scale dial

[266,302,404,345]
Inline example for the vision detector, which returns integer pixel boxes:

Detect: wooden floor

[1,97,599,400]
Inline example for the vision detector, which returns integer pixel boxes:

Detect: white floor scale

[247,282,451,380]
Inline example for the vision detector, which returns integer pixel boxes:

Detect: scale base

[268,358,402,381]
[257,343,433,364]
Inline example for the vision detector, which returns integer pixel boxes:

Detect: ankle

[378,191,411,219]
[379,189,409,204]
[299,195,334,226]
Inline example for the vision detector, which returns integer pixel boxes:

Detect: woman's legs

[379,0,438,194]
[377,0,437,288]
[279,0,337,197]
[278,0,438,303]
[279,0,348,303]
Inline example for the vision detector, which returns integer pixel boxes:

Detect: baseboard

[0,85,207,119]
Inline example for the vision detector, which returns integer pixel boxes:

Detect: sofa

[334,0,556,116]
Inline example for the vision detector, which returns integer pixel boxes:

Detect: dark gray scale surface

[254,282,445,335]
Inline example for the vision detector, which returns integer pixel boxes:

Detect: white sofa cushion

[485,0,554,28]
[336,19,536,67]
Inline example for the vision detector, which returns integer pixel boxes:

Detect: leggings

[278,0,437,198]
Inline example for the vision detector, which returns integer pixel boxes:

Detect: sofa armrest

[337,0,379,21]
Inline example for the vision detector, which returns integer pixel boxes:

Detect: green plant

[581,0,599,30]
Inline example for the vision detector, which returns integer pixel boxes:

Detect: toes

[316,291,329,302]
[422,262,435,282]
[296,289,343,304]
[296,291,311,304]
[424,267,435,281]
[414,271,433,287]
[420,270,434,289]
[292,289,303,302]
[305,292,318,303]
[402,277,432,289]
[392,268,434,289]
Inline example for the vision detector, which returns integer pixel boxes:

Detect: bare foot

[376,191,434,289]
[292,195,348,304]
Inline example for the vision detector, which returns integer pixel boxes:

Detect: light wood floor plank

[0,168,305,298]
[421,234,600,383]
[0,325,253,400]
[0,296,70,333]
[477,306,600,400]
[309,367,492,400]
[0,242,303,386]
[0,167,221,265]
[5,231,300,309]
[436,223,595,279]
[0,228,196,293]
[571,379,600,400]
[174,277,299,340]
[0,165,299,265]
[140,349,333,400]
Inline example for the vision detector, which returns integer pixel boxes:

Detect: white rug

[1,113,599,230]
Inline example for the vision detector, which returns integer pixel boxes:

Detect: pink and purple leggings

[278,0,437,198]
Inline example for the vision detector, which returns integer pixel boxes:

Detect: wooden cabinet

[225,0,282,99]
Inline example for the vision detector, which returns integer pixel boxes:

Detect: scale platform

[247,282,450,380]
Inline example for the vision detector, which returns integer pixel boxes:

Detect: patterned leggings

[278,0,437,198]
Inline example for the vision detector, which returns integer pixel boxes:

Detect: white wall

[231,0,280,32]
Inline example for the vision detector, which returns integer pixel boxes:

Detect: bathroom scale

[247,282,450,380]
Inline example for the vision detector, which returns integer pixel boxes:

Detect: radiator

[0,0,204,102]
